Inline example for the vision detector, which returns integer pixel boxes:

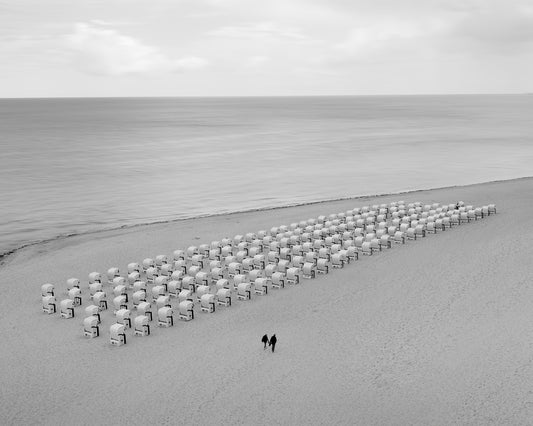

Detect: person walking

[261,334,269,349]
[269,334,277,353]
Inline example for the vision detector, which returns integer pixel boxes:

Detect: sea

[1,94,532,258]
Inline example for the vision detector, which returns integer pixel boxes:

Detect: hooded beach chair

[134,315,150,336]
[110,323,126,346]
[83,315,99,338]
[42,295,56,314]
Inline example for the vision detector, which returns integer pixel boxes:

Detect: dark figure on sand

[261,334,269,349]
[269,334,277,352]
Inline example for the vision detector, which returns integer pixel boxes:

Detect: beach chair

[210,267,226,283]
[170,272,186,289]
[132,290,146,308]
[304,251,318,265]
[467,210,476,222]
[393,231,405,244]
[154,276,169,292]
[132,280,147,293]
[248,269,264,283]
[155,295,171,310]
[68,287,82,306]
[151,285,166,302]
[178,289,194,303]
[248,245,262,258]
[116,308,131,328]
[179,276,194,293]
[369,239,381,253]
[196,285,211,302]
[200,294,216,313]
[42,295,56,314]
[233,274,249,292]
[137,301,153,321]
[127,262,141,274]
[227,262,241,278]
[186,246,199,260]
[209,248,221,261]
[168,280,182,298]
[113,295,127,314]
[331,253,344,268]
[66,278,81,292]
[267,251,279,265]
[345,246,358,262]
[191,254,206,269]
[145,267,159,284]
[134,315,150,336]
[216,278,231,291]
[264,264,277,281]
[106,268,120,285]
[142,258,155,272]
[159,264,173,278]
[93,291,107,310]
[187,265,201,279]
[195,271,210,287]
[173,250,185,262]
[361,242,372,255]
[318,247,330,261]
[253,254,266,270]
[216,288,232,306]
[291,255,305,269]
[198,244,210,256]
[41,283,54,297]
[317,258,329,274]
[406,228,417,241]
[128,271,141,286]
[113,284,128,304]
[242,257,254,272]
[414,224,426,238]
[88,272,102,285]
[173,259,187,275]
[254,278,269,295]
[379,235,392,249]
[83,315,99,338]
[271,272,286,289]
[286,267,301,284]
[110,324,126,346]
[159,306,175,326]
[302,262,316,279]
[279,247,291,261]
[178,301,194,321]
[488,204,497,214]
[60,299,75,318]
[426,222,437,234]
[85,304,101,323]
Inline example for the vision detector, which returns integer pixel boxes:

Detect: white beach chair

[68,287,82,306]
[134,315,150,336]
[127,262,141,274]
[317,258,329,274]
[110,323,126,346]
[132,290,146,308]
[93,291,107,310]
[155,295,171,310]
[142,258,155,272]
[271,272,286,289]
[200,294,216,313]
[286,267,301,284]
[302,262,316,279]
[116,308,131,328]
[159,306,175,326]
[216,288,232,306]
[41,283,54,297]
[60,299,75,318]
[178,301,194,321]
[106,268,120,285]
[137,301,153,321]
[85,304,101,323]
[254,278,269,295]
[113,295,127,314]
[88,272,102,285]
[66,278,81,292]
[83,315,99,338]
[42,295,56,314]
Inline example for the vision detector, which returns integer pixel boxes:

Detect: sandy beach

[2,177,533,426]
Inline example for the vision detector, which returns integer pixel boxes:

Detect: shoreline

[2,175,531,267]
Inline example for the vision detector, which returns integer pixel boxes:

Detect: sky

[1,0,532,97]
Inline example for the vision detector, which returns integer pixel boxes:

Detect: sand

[1,177,533,425]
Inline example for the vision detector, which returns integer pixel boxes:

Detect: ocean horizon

[1,94,532,258]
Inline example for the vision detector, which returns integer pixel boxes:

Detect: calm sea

[1,95,532,257]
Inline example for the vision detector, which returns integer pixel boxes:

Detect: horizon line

[0,92,531,100]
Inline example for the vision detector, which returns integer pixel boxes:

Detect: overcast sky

[1,0,532,97]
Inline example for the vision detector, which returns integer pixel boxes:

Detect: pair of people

[261,334,277,352]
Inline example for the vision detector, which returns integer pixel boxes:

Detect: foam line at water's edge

[1,176,529,266]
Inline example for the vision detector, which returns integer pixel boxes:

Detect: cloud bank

[66,22,208,76]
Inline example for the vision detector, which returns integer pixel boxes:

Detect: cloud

[66,22,208,75]
[207,22,307,40]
